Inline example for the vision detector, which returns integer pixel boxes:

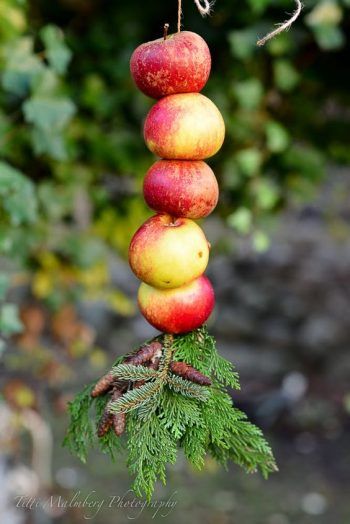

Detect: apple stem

[163,23,169,40]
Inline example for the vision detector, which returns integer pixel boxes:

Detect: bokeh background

[1,0,350,522]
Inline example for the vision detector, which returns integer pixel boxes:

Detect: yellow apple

[128,213,209,288]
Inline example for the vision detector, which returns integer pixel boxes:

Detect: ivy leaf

[234,78,263,110]
[312,25,345,50]
[228,28,258,59]
[23,97,76,132]
[274,59,300,92]
[265,121,290,153]
[1,37,44,97]
[254,179,280,210]
[23,96,75,159]
[40,25,72,75]
[235,148,262,177]
[0,304,23,336]
[252,230,270,253]
[227,207,252,234]
[30,127,68,160]
[0,162,38,225]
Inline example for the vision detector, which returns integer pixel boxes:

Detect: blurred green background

[1,0,350,522]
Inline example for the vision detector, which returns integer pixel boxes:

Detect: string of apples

[129,26,225,334]
[64,18,278,494]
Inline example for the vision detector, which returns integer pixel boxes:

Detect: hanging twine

[257,0,303,46]
[177,0,302,47]
[178,0,214,32]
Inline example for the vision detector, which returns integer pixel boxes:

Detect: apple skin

[144,93,225,160]
[143,160,219,219]
[138,275,215,334]
[129,213,209,289]
[130,31,211,99]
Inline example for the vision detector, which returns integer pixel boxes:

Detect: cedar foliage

[64,327,277,500]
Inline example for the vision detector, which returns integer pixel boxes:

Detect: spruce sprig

[64,327,277,500]
[167,374,210,401]
[111,363,159,381]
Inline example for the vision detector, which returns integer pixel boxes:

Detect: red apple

[143,160,219,219]
[138,275,215,334]
[130,31,211,99]
[129,213,209,289]
[144,93,225,160]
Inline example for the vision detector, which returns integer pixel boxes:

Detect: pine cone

[97,411,114,437]
[113,413,126,436]
[91,371,115,397]
[170,361,211,386]
[124,340,162,366]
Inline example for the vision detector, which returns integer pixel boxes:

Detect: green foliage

[0,303,23,336]
[0,162,37,225]
[63,383,95,463]
[112,363,159,381]
[64,327,277,500]
[40,25,72,74]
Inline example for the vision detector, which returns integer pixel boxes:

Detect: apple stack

[129,30,225,334]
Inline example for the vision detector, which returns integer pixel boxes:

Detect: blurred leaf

[266,33,294,56]
[1,37,44,96]
[228,28,258,59]
[274,59,300,92]
[40,25,72,74]
[0,303,23,336]
[31,68,59,95]
[38,182,74,220]
[306,1,343,26]
[0,162,38,225]
[23,96,75,131]
[31,127,68,160]
[23,95,75,159]
[235,148,263,177]
[234,78,264,110]
[32,270,54,299]
[265,121,290,153]
[284,145,325,180]
[312,25,345,50]
[227,207,252,234]
[254,179,280,210]
[252,230,270,252]
[105,290,135,316]
[0,3,26,40]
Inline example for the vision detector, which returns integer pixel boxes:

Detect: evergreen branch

[108,380,162,414]
[136,394,160,422]
[127,413,177,501]
[64,327,277,499]
[167,374,210,402]
[111,363,159,381]
[173,326,240,389]
[63,383,95,463]
[159,389,203,440]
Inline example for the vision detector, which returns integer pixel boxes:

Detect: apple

[129,213,209,289]
[138,275,215,334]
[130,31,211,99]
[144,93,225,160]
[143,160,219,219]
